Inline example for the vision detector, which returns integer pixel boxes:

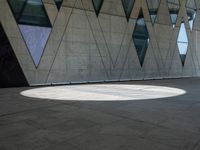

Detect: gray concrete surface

[1,78,200,150]
[1,0,200,85]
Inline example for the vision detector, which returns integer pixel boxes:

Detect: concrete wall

[0,0,200,86]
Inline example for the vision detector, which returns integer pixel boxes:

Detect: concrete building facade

[0,0,200,87]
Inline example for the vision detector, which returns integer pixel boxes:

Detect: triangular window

[146,0,161,25]
[132,9,150,66]
[177,22,189,66]
[122,0,135,21]
[92,0,104,16]
[167,0,180,28]
[54,0,63,10]
[186,0,197,31]
[8,0,52,67]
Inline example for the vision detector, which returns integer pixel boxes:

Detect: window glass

[19,25,51,66]
[132,9,149,66]
[54,0,63,10]
[167,0,180,28]
[186,0,196,31]
[122,0,135,21]
[146,0,161,25]
[177,22,188,66]
[8,0,51,27]
[92,0,103,16]
[7,0,26,20]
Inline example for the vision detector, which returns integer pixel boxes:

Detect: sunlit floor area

[21,84,186,101]
[1,78,200,150]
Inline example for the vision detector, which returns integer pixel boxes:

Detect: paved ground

[0,78,200,150]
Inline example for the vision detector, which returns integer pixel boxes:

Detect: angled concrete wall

[0,0,200,86]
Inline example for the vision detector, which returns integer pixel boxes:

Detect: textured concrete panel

[0,0,200,85]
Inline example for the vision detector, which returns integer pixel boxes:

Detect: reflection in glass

[7,0,26,20]
[122,0,135,21]
[19,25,51,67]
[54,0,63,10]
[186,0,196,31]
[132,9,149,67]
[7,0,52,67]
[8,0,51,27]
[167,0,180,28]
[92,0,104,16]
[177,21,188,66]
[146,0,161,25]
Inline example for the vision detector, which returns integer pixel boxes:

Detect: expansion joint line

[148,30,162,77]
[189,30,199,75]
[152,25,164,76]
[45,0,78,83]
[164,27,176,76]
[37,1,58,69]
[119,36,133,80]
[96,11,115,68]
[167,28,180,76]
[81,0,110,80]
[113,19,130,69]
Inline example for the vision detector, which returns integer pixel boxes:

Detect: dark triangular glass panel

[7,0,26,21]
[167,0,180,28]
[146,0,161,25]
[54,0,63,10]
[92,0,104,16]
[0,24,28,88]
[122,0,135,21]
[8,0,51,27]
[180,54,186,66]
[19,24,51,67]
[186,0,197,31]
[132,9,149,67]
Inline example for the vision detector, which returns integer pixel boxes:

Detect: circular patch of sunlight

[20,84,186,101]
